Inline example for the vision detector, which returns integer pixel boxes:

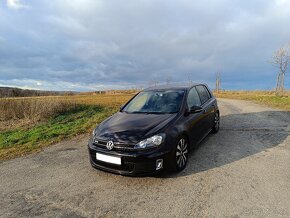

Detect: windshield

[122,90,185,114]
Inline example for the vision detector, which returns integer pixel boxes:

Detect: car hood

[94,112,176,143]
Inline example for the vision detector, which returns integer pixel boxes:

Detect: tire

[170,136,189,172]
[211,111,220,133]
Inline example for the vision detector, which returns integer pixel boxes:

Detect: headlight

[135,134,165,149]
[92,128,97,138]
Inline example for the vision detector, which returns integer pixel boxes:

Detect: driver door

[185,87,206,146]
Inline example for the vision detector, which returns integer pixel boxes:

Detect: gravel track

[0,99,289,218]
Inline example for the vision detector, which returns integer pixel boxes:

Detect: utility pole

[149,80,159,87]
[165,76,172,86]
[216,72,221,93]
[187,73,193,85]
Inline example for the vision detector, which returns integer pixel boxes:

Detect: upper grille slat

[93,138,137,152]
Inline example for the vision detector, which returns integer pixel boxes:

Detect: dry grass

[0,93,135,160]
[3,93,134,107]
[0,98,76,121]
[0,94,134,132]
[214,90,290,98]
[214,90,290,111]
[0,98,77,130]
[57,93,134,106]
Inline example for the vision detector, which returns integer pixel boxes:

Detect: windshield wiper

[124,111,148,114]
[144,111,177,114]
[123,111,176,114]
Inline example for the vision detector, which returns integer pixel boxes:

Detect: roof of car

[144,83,205,91]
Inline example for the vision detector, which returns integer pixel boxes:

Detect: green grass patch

[0,104,118,160]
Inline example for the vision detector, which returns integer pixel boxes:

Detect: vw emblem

[106,141,114,150]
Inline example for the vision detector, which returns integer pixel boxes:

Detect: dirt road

[1,99,290,218]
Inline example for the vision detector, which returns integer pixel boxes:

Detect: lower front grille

[95,160,135,172]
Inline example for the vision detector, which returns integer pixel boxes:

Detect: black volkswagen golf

[88,84,219,175]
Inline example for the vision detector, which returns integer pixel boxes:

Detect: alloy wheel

[214,112,220,131]
[176,138,188,169]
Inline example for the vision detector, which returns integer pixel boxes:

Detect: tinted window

[196,85,210,104]
[123,90,185,114]
[187,87,201,108]
[204,86,212,98]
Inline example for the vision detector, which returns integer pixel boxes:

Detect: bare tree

[272,43,290,95]
[215,72,221,93]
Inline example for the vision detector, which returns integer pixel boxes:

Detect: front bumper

[88,140,171,176]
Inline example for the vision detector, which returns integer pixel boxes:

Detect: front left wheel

[170,136,189,172]
[211,111,220,133]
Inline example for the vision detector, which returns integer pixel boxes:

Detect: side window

[204,86,212,98]
[187,87,201,108]
[196,85,210,105]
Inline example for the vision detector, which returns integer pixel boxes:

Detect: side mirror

[189,105,203,113]
[119,104,124,111]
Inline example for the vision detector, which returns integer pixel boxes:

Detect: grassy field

[0,90,289,160]
[214,90,290,111]
[0,94,133,160]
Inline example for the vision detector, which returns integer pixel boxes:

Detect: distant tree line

[0,87,76,98]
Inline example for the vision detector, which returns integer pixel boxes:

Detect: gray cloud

[0,0,290,91]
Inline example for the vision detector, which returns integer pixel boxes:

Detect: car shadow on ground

[157,110,290,178]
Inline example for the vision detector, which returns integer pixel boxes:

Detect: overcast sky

[0,0,290,91]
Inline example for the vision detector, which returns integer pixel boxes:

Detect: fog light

[156,159,163,170]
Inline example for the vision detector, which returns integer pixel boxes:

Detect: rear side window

[187,87,201,108]
[196,85,210,105]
